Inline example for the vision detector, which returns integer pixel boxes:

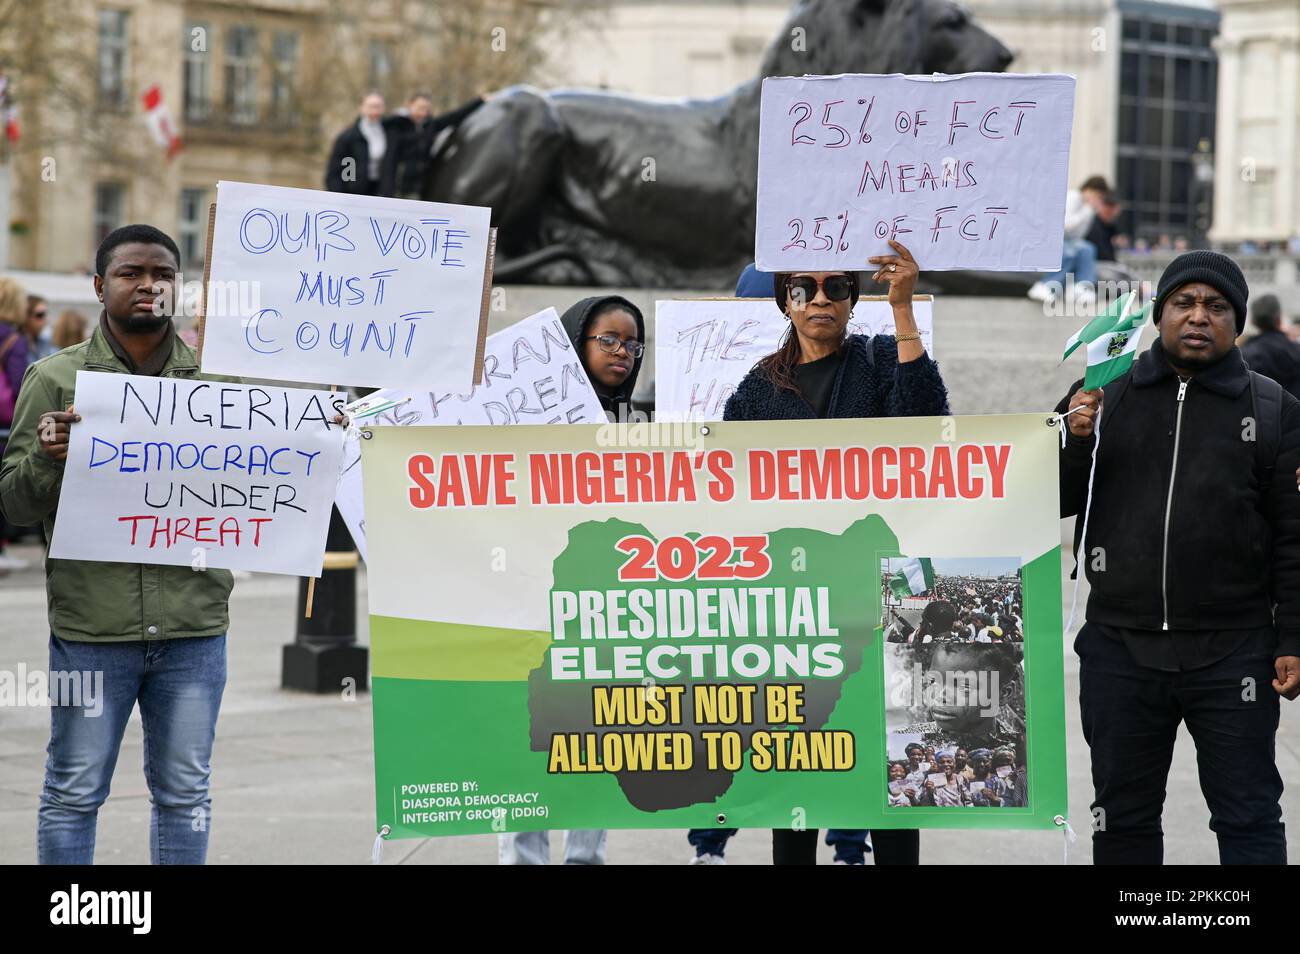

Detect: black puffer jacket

[722,334,949,421]
[1057,338,1300,655]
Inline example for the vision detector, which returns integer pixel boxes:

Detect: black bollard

[282,505,369,693]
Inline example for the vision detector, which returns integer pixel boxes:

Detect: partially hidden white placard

[201,180,491,391]
[340,307,606,560]
[49,370,346,576]
[654,297,934,422]
[756,72,1076,272]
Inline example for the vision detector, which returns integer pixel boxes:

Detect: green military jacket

[0,325,236,641]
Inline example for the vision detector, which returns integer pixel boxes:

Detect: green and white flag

[1083,299,1152,390]
[889,557,935,598]
[1062,292,1153,391]
[1062,291,1136,361]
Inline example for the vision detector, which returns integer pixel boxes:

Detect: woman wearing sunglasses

[723,239,949,866]
[724,240,948,423]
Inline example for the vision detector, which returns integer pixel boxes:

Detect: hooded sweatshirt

[558,295,645,421]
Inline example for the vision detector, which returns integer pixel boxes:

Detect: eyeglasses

[584,334,644,359]
[785,274,856,303]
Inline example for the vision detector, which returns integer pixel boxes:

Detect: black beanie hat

[1153,250,1249,333]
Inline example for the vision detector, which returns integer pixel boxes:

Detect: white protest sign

[756,72,1076,272]
[200,180,491,391]
[49,371,346,576]
[338,307,606,560]
[654,296,934,421]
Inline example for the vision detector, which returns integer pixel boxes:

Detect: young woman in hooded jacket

[559,294,646,422]
[496,293,645,865]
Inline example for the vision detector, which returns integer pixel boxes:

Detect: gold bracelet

[895,332,921,342]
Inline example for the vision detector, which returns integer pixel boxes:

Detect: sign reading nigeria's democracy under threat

[361,415,1068,835]
[49,371,346,576]
[199,180,492,392]
[755,72,1076,272]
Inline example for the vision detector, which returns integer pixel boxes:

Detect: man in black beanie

[1242,293,1300,399]
[1054,249,1300,864]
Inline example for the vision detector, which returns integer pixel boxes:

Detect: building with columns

[1212,0,1300,245]
[967,0,1220,245]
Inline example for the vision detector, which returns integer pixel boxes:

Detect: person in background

[24,296,54,363]
[0,276,30,572]
[1085,191,1123,263]
[1241,294,1300,399]
[1028,175,1109,308]
[724,241,946,865]
[391,90,490,200]
[51,310,89,351]
[324,91,404,196]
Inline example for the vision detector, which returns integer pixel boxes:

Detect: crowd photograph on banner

[881,557,1028,810]
[1,0,1299,922]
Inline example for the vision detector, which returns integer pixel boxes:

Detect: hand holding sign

[756,72,1076,272]
[38,407,81,461]
[868,239,919,306]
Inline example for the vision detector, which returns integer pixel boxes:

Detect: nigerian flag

[1062,292,1153,391]
[889,557,935,598]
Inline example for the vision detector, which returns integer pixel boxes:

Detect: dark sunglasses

[785,274,856,304]
[584,334,644,359]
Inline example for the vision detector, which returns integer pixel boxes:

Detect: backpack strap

[1249,370,1284,498]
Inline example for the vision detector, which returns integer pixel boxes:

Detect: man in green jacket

[0,224,233,864]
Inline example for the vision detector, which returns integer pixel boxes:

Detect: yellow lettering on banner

[592,685,686,726]
[693,684,757,724]
[749,730,855,772]
[764,683,806,724]
[546,731,695,773]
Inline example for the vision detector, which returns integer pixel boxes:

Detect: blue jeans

[37,633,227,865]
[1041,238,1098,288]
[498,830,607,864]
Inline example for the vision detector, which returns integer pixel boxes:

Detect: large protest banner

[335,307,606,560]
[49,371,346,576]
[655,296,935,421]
[200,180,492,391]
[362,414,1067,835]
[755,73,1075,272]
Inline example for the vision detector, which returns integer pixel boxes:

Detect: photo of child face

[889,762,907,781]
[925,645,1000,736]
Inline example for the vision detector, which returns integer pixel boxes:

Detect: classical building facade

[1212,0,1300,244]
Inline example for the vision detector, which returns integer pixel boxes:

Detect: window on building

[179,188,207,270]
[94,183,125,248]
[97,9,130,109]
[225,25,259,124]
[183,21,211,122]
[270,31,300,124]
[368,40,392,93]
[1115,10,1219,242]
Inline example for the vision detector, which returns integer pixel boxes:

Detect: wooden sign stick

[196,201,217,364]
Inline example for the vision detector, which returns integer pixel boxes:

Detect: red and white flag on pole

[0,74,18,142]
[142,84,181,158]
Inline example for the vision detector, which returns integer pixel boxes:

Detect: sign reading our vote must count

[756,72,1076,273]
[200,180,491,392]
[49,371,346,576]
